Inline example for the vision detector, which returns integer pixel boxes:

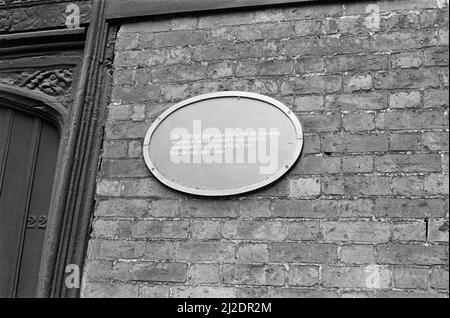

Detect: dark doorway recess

[0,105,60,298]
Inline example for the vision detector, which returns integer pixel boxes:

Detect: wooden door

[0,105,59,298]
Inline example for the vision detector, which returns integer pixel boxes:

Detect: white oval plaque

[143,91,303,196]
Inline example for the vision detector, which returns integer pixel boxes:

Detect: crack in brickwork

[83,0,449,298]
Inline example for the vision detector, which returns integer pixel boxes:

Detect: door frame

[0,0,111,298]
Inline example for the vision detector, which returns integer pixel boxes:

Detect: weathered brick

[323,221,391,243]
[376,111,448,130]
[374,69,440,89]
[113,262,187,282]
[372,30,436,51]
[161,83,190,101]
[342,156,373,173]
[423,47,449,66]
[180,200,239,218]
[375,198,447,218]
[326,54,389,73]
[389,91,421,109]
[375,290,448,298]
[424,88,449,108]
[430,267,449,289]
[205,61,234,79]
[175,242,235,262]
[303,135,321,154]
[288,221,321,241]
[293,95,324,112]
[288,266,320,287]
[291,155,341,175]
[140,285,170,298]
[377,0,441,12]
[339,245,375,264]
[84,259,113,281]
[443,155,449,175]
[132,220,190,239]
[344,74,372,92]
[391,51,423,68]
[149,64,207,83]
[102,159,150,178]
[224,264,285,286]
[105,122,150,140]
[340,200,374,217]
[92,220,132,238]
[425,174,449,195]
[96,199,147,218]
[269,243,338,264]
[428,220,449,242]
[194,41,278,61]
[150,30,207,48]
[259,59,294,76]
[391,176,424,196]
[274,200,339,218]
[295,56,325,73]
[116,33,140,50]
[191,220,222,240]
[121,178,180,198]
[301,114,341,133]
[103,140,128,158]
[393,268,429,289]
[280,75,342,95]
[423,132,449,151]
[322,176,390,195]
[113,69,136,86]
[294,20,322,36]
[325,92,387,111]
[376,244,448,265]
[392,221,427,242]
[268,288,339,298]
[223,220,288,241]
[389,133,422,151]
[111,85,161,104]
[96,180,123,197]
[148,199,179,217]
[323,266,391,289]
[343,113,375,132]
[237,243,269,263]
[236,287,269,298]
[375,154,442,173]
[197,10,254,28]
[188,264,220,283]
[172,286,235,298]
[323,16,367,34]
[322,133,389,153]
[88,240,174,261]
[236,22,294,41]
[131,105,146,122]
[289,178,321,197]
[108,105,130,122]
[82,282,139,298]
[240,200,272,218]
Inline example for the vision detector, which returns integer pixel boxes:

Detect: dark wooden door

[0,105,60,298]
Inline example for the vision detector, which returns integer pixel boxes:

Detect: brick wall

[82,0,449,298]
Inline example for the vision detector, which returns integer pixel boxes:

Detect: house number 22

[26,215,47,230]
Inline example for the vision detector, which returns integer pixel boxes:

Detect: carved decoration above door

[0,68,75,99]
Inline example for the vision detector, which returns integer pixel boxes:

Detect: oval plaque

[143,91,303,196]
